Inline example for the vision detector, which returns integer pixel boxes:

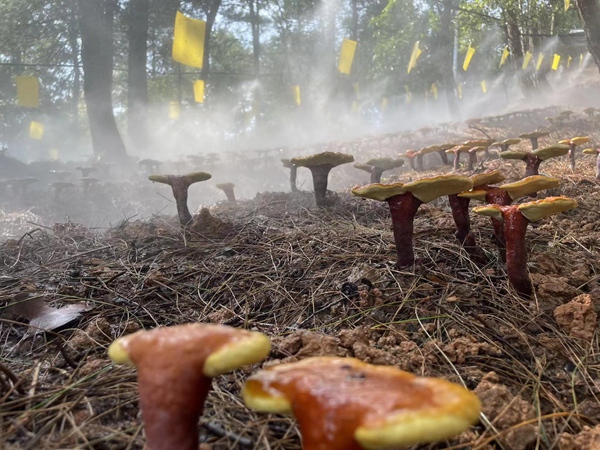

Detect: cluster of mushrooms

[109,323,481,450]
[149,126,589,300]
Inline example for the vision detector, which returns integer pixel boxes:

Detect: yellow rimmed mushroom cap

[499,175,561,201]
[439,143,458,150]
[215,182,235,190]
[351,182,407,201]
[446,145,472,154]
[458,189,488,201]
[469,146,488,154]
[365,158,405,170]
[471,170,506,188]
[355,163,374,173]
[500,150,529,160]
[108,323,271,377]
[583,148,599,155]
[290,151,354,168]
[472,204,503,221]
[532,144,570,161]
[242,357,481,450]
[402,175,473,203]
[148,171,212,185]
[517,196,578,222]
[559,136,590,147]
[464,139,493,147]
[519,131,550,140]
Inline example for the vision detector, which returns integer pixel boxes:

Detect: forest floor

[1,114,600,450]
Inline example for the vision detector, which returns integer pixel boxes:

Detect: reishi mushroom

[108,323,271,450]
[281,158,299,192]
[243,356,481,450]
[491,138,521,153]
[473,197,577,298]
[582,147,600,180]
[500,144,570,177]
[148,172,212,227]
[459,175,561,262]
[519,130,550,150]
[290,152,354,207]
[559,136,590,170]
[352,175,473,268]
[215,182,236,203]
[446,145,472,170]
[356,158,405,183]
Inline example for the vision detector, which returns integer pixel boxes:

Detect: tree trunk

[126,0,149,154]
[77,0,128,161]
[202,0,222,75]
[437,0,460,120]
[249,0,260,75]
[67,2,81,133]
[575,0,600,73]
[503,9,536,97]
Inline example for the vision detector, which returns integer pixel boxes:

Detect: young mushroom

[399,150,418,171]
[361,158,405,183]
[467,146,488,171]
[243,356,481,450]
[290,152,354,207]
[519,130,550,150]
[352,175,473,268]
[446,145,472,170]
[437,143,457,165]
[559,136,590,170]
[500,144,570,177]
[473,197,577,298]
[108,323,271,450]
[448,170,506,261]
[215,182,236,203]
[148,172,212,227]
[281,159,299,192]
[459,175,561,262]
[416,146,439,171]
[582,148,600,180]
[491,138,521,153]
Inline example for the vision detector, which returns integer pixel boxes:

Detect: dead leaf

[6,297,89,333]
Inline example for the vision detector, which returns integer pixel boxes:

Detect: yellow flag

[16,76,40,108]
[431,83,438,100]
[169,101,180,119]
[580,53,584,68]
[381,97,388,111]
[193,80,205,103]
[338,39,357,75]
[499,46,510,67]
[522,51,533,70]
[49,148,59,160]
[463,46,476,71]
[552,54,561,70]
[352,82,360,98]
[457,83,463,100]
[351,100,359,113]
[172,11,206,69]
[567,55,572,68]
[29,121,44,139]
[481,80,487,94]
[536,53,545,71]
[292,85,301,106]
[404,85,412,103]
[565,0,570,11]
[407,41,422,74]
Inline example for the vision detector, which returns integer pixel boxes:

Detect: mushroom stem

[452,152,461,170]
[437,149,449,165]
[596,152,600,180]
[467,152,477,171]
[290,165,298,192]
[524,154,542,177]
[568,144,576,170]
[387,192,422,268]
[308,165,333,207]
[448,194,483,261]
[169,177,194,226]
[530,137,539,151]
[485,189,513,262]
[370,168,384,183]
[503,208,533,298]
[416,154,425,171]
[137,367,211,450]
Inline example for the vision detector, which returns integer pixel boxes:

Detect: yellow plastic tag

[169,101,180,119]
[338,39,357,75]
[522,51,533,70]
[463,46,476,71]
[481,80,487,94]
[457,83,463,99]
[552,54,561,70]
[292,85,301,106]
[193,80,205,103]
[567,55,572,68]
[16,76,40,108]
[536,53,545,71]
[431,83,438,100]
[49,148,59,160]
[29,121,44,139]
[172,11,206,69]
[499,46,510,67]
[407,41,421,74]
[565,0,570,11]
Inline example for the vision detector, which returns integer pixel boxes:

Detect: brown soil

[1,110,600,449]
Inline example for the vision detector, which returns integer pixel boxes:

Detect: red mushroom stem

[483,188,513,262]
[308,165,334,207]
[137,366,211,450]
[416,153,425,171]
[290,165,298,192]
[568,143,577,170]
[387,192,422,268]
[437,149,449,165]
[448,194,485,262]
[371,167,384,183]
[523,154,542,177]
[503,207,533,298]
